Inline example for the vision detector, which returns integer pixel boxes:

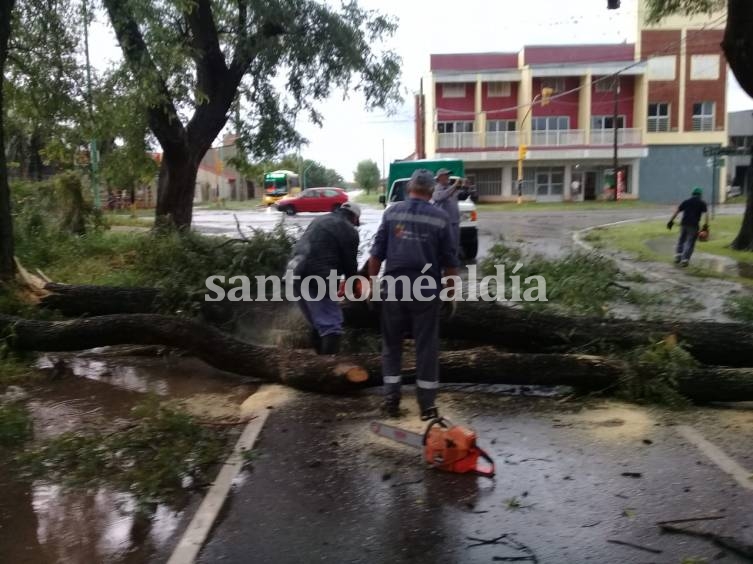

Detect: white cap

[340,202,361,224]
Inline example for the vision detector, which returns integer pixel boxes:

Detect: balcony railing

[435,128,644,151]
[485,131,520,148]
[589,128,643,145]
[530,129,586,146]
[437,132,480,149]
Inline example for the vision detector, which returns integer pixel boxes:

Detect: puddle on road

[646,238,753,279]
[0,473,183,564]
[2,351,255,563]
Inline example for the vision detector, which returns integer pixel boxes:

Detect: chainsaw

[371,417,495,478]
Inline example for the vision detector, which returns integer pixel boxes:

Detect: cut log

[37,283,753,367]
[3,313,753,401]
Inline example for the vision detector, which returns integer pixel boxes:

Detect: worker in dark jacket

[289,202,361,354]
[368,169,460,420]
[667,187,709,267]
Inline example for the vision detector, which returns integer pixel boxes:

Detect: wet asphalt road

[191,202,676,261]
[190,204,753,563]
[198,392,753,564]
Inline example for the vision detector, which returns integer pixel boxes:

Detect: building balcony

[437,132,480,150]
[589,128,643,146]
[435,128,644,151]
[485,131,521,148]
[530,129,586,146]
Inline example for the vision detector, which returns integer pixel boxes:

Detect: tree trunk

[730,153,753,250]
[36,284,753,367]
[3,312,753,402]
[0,0,16,280]
[155,151,200,229]
[723,0,753,99]
[724,0,753,250]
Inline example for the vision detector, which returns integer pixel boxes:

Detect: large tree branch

[722,0,753,98]
[185,0,228,95]
[102,0,187,154]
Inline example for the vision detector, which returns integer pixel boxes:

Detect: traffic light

[541,87,553,106]
[607,0,620,8]
[518,144,528,160]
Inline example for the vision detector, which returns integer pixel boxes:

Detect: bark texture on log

[0,313,366,394]
[343,301,753,368]
[4,313,753,402]
[40,283,162,316]
[38,284,753,367]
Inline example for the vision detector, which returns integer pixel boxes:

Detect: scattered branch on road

[656,515,726,526]
[233,213,249,241]
[606,539,662,554]
[659,524,753,559]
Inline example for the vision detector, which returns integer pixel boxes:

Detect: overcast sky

[90,0,752,181]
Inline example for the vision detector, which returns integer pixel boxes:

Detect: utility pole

[82,0,100,209]
[612,75,620,201]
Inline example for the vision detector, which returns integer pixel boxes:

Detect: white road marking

[167,408,271,564]
[676,425,753,492]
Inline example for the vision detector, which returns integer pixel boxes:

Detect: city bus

[263,170,301,206]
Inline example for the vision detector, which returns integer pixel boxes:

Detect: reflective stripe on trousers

[381,299,440,410]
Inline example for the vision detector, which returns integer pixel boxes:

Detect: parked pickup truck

[378,159,478,259]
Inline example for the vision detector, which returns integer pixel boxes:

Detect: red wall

[642,30,682,130]
[684,29,726,131]
[591,75,635,127]
[524,44,635,65]
[482,82,519,120]
[435,82,475,122]
[431,53,518,72]
[531,77,580,127]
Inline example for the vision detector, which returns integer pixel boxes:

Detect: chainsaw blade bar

[370,421,423,449]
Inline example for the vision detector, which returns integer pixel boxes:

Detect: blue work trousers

[381,298,441,411]
[294,280,343,337]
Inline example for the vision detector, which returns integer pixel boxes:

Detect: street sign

[703,146,753,157]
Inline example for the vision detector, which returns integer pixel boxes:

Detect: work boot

[680,260,689,268]
[674,255,682,264]
[319,334,341,355]
[309,329,322,354]
[420,406,439,421]
[381,397,401,418]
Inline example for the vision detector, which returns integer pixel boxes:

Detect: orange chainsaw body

[423,420,494,477]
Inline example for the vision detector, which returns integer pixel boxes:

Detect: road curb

[167,404,271,564]
[572,218,697,290]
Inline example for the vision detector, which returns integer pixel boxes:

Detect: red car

[275,187,348,215]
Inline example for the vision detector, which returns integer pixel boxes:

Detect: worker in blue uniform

[368,169,460,420]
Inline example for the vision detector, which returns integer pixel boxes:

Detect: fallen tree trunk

[3,313,753,402]
[38,283,753,367]
[40,283,162,315]
[343,301,753,368]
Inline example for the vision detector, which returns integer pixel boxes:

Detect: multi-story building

[417,2,727,203]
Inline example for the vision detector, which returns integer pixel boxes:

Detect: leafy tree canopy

[354,159,380,193]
